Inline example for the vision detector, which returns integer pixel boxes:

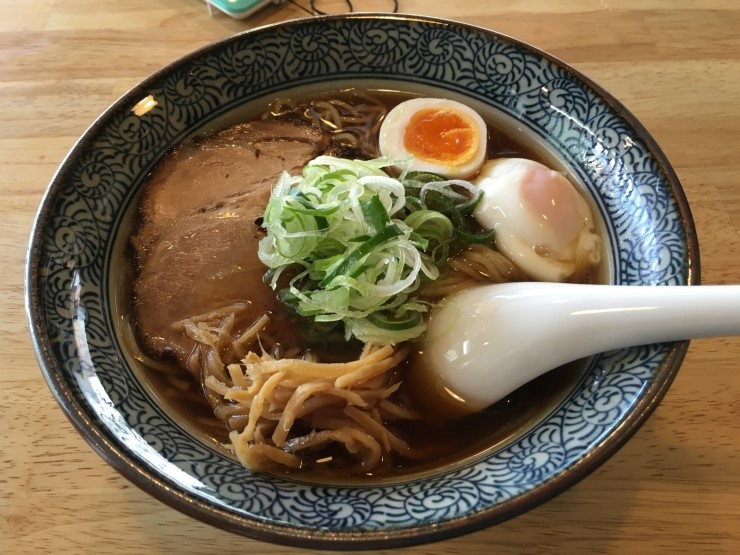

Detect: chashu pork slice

[131,119,330,254]
[130,119,330,371]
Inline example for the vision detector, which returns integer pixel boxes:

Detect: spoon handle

[538,283,740,353]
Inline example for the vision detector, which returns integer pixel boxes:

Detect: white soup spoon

[419,282,740,412]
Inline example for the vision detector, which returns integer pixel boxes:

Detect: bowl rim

[25,12,699,550]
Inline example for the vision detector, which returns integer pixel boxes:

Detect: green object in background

[205,0,282,19]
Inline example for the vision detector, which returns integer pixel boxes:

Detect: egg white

[378,98,488,179]
[473,158,601,282]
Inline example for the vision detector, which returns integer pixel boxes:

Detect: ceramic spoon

[420,282,740,412]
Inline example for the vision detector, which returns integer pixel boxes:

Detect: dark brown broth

[130,88,601,482]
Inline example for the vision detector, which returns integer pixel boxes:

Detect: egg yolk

[403,108,478,163]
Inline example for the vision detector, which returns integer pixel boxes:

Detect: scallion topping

[258,156,490,344]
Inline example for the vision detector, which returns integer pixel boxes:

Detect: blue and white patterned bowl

[25,14,697,549]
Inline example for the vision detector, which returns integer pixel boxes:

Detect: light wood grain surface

[3,0,740,553]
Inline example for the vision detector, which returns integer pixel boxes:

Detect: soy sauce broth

[112,85,607,484]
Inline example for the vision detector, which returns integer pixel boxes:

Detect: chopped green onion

[318,224,404,289]
[258,156,484,344]
[360,193,391,233]
[367,310,423,331]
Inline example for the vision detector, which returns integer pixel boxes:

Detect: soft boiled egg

[378,98,488,179]
[473,158,602,282]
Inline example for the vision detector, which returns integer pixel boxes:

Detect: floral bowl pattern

[25,14,697,549]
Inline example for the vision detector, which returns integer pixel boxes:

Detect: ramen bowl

[25,13,697,549]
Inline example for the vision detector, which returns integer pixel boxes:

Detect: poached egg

[473,158,602,282]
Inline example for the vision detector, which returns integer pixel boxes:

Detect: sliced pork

[130,120,330,371]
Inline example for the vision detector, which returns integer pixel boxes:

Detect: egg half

[473,158,602,282]
[378,98,488,179]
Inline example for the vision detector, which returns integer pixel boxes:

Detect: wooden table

[3,1,739,553]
